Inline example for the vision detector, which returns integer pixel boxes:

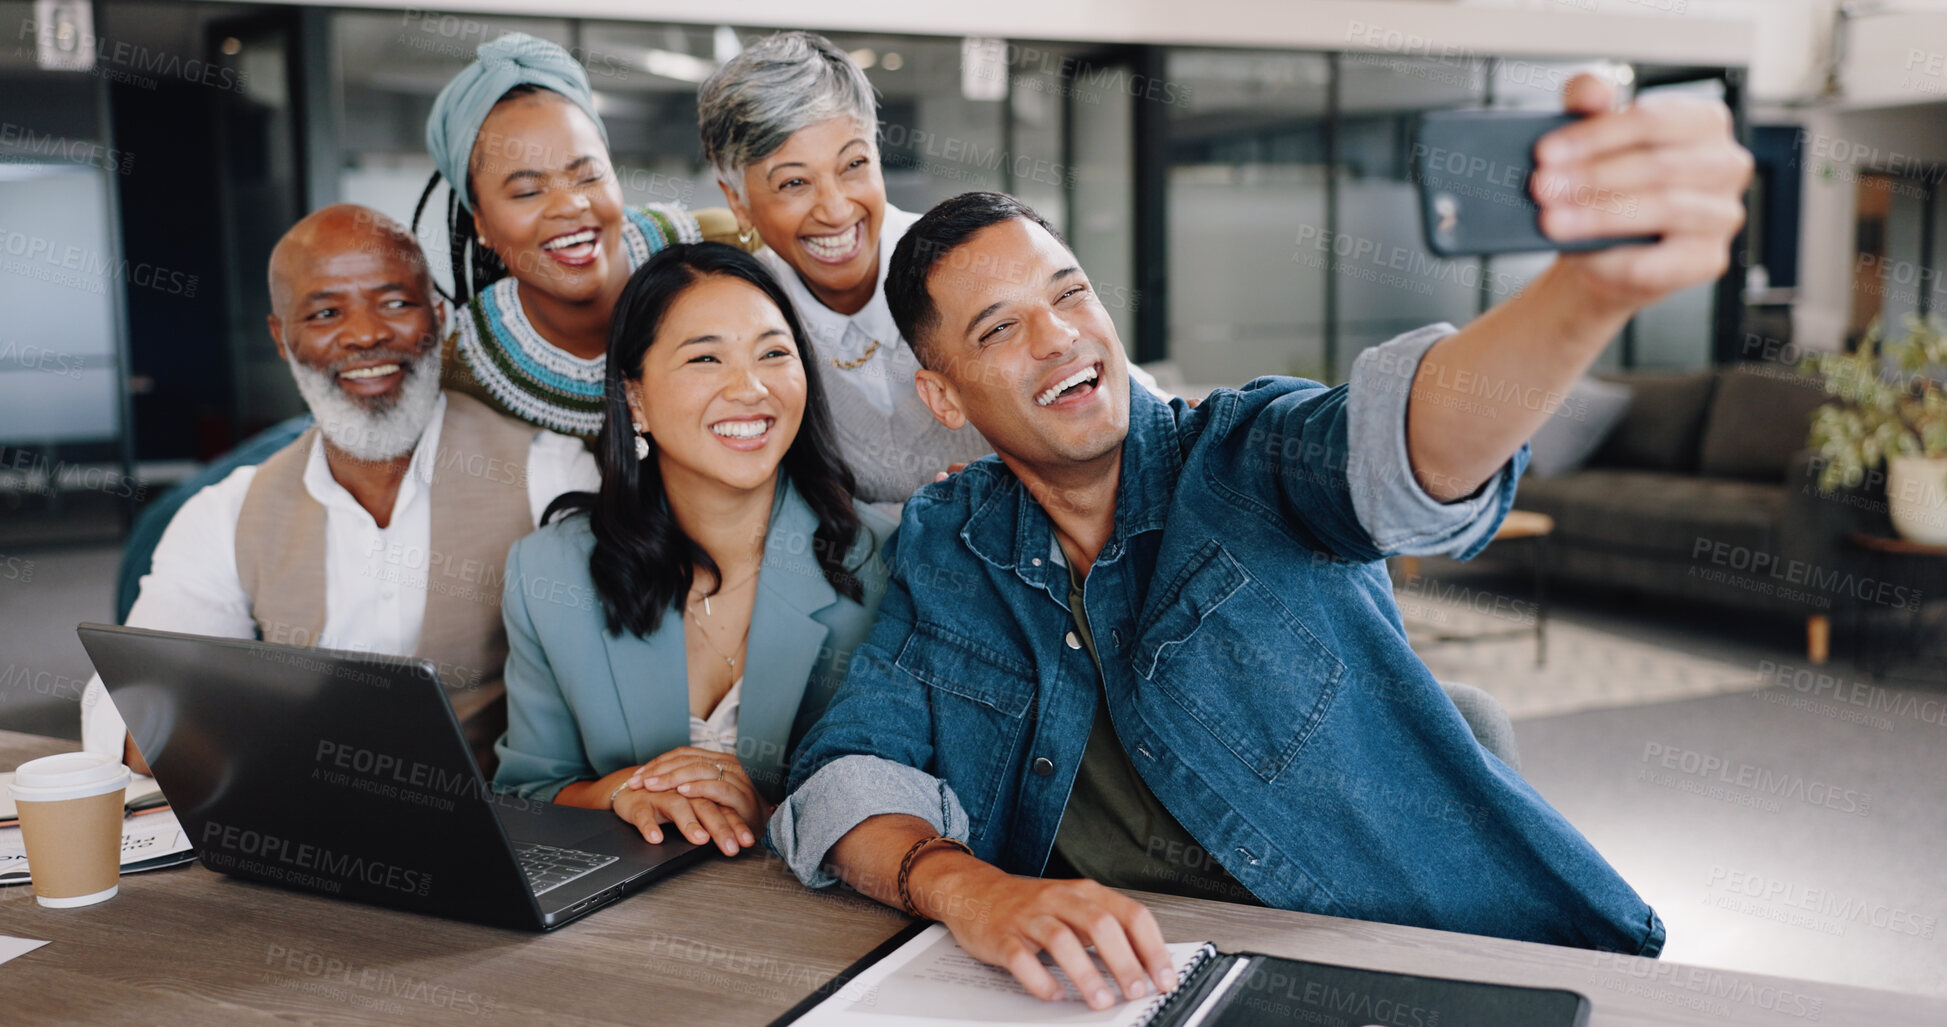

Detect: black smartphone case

[1414,109,1657,257]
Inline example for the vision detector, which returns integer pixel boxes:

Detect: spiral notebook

[770,922,1591,1027]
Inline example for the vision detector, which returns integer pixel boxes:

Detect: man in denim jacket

[763,75,1750,1007]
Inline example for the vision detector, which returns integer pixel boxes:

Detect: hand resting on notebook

[830,813,1178,1010]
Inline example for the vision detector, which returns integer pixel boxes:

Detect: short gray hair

[698,32,878,202]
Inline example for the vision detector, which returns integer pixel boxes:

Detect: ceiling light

[642,48,713,83]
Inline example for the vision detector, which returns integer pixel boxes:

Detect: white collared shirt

[756,204,920,415]
[80,393,599,754]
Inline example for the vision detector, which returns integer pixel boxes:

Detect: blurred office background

[4,0,1946,999]
[0,1,1764,497]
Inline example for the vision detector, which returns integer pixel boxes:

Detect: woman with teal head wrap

[414,32,745,439]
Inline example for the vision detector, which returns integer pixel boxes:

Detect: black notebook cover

[766,922,931,1027]
[1181,952,1591,1027]
[771,924,1590,1027]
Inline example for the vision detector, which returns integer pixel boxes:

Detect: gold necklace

[687,564,760,616]
[685,614,748,669]
[684,561,758,669]
[830,339,880,371]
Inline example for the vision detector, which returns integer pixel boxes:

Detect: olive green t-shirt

[1044,557,1260,905]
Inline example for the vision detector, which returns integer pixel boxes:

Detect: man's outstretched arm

[1407,72,1752,501]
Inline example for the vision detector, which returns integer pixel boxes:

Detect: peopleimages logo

[1640,743,1872,816]
[1706,865,1937,939]
[1690,537,1919,609]
[1588,953,1824,1020]
[200,820,434,897]
[15,21,248,93]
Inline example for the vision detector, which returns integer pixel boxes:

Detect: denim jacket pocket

[895,622,1035,836]
[1133,539,1346,783]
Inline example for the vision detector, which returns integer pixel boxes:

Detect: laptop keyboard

[515,842,619,897]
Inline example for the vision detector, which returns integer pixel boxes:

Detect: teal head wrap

[425,32,608,213]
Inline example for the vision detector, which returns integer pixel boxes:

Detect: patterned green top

[442,204,701,439]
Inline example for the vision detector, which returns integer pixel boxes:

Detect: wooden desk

[4,730,1940,1026]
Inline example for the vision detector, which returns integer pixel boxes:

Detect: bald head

[266,203,444,421]
[268,204,432,318]
[267,205,446,464]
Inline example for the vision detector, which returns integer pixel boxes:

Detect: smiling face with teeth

[268,206,442,413]
[469,90,627,309]
[910,217,1130,477]
[722,116,886,317]
[625,273,809,497]
[267,205,447,464]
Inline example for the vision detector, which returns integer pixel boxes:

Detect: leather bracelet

[897,835,972,919]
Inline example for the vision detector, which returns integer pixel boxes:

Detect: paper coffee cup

[9,752,130,908]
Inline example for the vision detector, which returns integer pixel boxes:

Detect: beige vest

[233,392,536,771]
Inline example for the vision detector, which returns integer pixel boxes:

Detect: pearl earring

[633,422,650,461]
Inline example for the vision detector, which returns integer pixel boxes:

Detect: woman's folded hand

[619,746,768,855]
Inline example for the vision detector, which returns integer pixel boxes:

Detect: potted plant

[1803,314,1947,544]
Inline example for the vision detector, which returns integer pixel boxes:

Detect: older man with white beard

[81,204,596,774]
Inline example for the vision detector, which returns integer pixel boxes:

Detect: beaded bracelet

[897,835,972,918]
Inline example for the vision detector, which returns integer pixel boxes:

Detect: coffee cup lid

[9,752,131,801]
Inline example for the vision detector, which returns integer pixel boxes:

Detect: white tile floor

[1519,683,1947,1000]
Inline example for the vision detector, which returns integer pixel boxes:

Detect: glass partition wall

[332,15,1740,397]
[29,3,1745,484]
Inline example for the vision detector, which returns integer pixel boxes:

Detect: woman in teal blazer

[494,242,894,858]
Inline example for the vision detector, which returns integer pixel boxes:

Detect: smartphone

[1413,109,1658,257]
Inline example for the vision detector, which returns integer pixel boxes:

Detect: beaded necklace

[451,205,700,437]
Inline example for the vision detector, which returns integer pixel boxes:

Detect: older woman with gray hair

[698,32,994,503]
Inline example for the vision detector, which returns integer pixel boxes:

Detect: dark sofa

[1510,362,1861,660]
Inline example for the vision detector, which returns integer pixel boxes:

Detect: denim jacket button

[1064,631,1082,650]
[1032,757,1055,777]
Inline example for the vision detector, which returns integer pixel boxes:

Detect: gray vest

[232,391,534,772]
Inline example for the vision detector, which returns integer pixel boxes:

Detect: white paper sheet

[0,935,49,966]
[791,923,1212,1027]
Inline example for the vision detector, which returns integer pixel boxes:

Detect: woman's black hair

[543,242,865,637]
[409,83,543,307]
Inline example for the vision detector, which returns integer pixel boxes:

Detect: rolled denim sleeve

[768,755,971,888]
[768,518,971,888]
[1346,323,1525,559]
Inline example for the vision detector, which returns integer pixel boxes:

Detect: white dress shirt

[80,393,599,754]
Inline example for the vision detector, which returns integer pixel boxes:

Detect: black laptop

[77,622,707,930]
